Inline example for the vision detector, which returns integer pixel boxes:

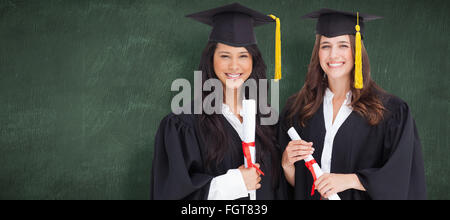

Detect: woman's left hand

[314,173,365,199]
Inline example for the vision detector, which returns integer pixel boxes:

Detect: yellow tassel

[269,14,281,81]
[354,12,363,89]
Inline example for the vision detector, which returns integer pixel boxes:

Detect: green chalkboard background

[0,0,448,199]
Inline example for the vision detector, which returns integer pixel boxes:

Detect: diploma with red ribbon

[287,127,341,200]
[241,99,262,200]
[242,141,265,176]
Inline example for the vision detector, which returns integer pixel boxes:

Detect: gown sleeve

[277,101,297,200]
[150,114,214,200]
[355,98,427,200]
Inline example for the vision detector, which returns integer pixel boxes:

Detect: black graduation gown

[151,112,286,200]
[278,93,427,200]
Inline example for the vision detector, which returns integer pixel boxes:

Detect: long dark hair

[286,34,385,128]
[196,41,280,185]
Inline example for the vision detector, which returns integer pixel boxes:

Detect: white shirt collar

[324,88,352,105]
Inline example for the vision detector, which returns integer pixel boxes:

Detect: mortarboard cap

[301,8,382,38]
[186,3,282,80]
[186,2,274,46]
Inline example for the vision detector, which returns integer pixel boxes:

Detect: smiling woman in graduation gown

[278,9,426,200]
[151,3,286,200]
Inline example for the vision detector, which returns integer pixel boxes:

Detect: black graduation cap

[185,2,275,46]
[301,8,382,38]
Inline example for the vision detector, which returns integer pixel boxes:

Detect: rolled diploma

[241,99,257,200]
[287,127,341,200]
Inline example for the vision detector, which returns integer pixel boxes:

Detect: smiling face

[213,43,253,90]
[318,35,354,81]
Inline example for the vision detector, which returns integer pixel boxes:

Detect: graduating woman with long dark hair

[151,3,285,200]
[278,9,426,200]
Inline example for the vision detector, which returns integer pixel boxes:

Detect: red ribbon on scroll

[305,159,318,196]
[242,142,264,176]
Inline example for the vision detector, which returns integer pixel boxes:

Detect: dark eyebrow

[320,41,350,45]
[217,51,231,54]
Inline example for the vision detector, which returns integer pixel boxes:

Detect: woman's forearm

[283,166,295,187]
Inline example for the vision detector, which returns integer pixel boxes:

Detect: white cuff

[207,169,248,200]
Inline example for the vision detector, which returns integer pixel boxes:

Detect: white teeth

[226,73,241,78]
[329,63,344,67]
